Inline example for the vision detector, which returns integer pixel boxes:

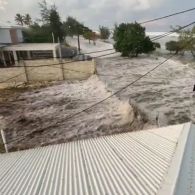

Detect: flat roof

[0,123,193,195]
[3,43,60,51]
[0,25,24,29]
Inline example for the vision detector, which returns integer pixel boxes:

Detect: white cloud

[0,0,7,10]
[85,0,164,11]
[0,0,186,31]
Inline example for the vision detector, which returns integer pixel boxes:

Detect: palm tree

[15,14,24,26]
[24,14,32,26]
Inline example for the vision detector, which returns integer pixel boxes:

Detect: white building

[0,26,61,67]
[2,43,61,65]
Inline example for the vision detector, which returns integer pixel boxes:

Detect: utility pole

[1,129,8,153]
[52,32,55,43]
[77,23,81,54]
[58,37,65,80]
[58,37,62,61]
[77,33,81,54]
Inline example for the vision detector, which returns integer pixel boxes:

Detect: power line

[53,39,193,125]
[15,19,195,70]
[96,7,195,31]
[2,13,195,147]
[6,37,194,145]
[17,51,117,68]
[151,21,195,41]
[1,19,194,85]
[1,19,194,84]
[140,7,195,24]
[7,54,176,145]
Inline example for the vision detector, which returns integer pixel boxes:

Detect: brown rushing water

[96,55,195,126]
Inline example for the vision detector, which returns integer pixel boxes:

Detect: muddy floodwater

[97,55,195,125]
[0,55,194,151]
[0,76,146,151]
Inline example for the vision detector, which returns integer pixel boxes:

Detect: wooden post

[23,60,29,83]
[59,46,65,80]
[1,51,6,67]
[61,62,65,80]
[1,129,8,153]
[58,38,65,80]
[13,51,18,66]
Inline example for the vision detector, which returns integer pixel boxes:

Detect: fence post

[23,60,29,83]
[58,42,65,80]
[60,61,65,80]
[1,129,8,153]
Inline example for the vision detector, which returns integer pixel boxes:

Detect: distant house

[0,26,76,67]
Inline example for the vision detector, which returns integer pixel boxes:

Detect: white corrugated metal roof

[0,123,193,195]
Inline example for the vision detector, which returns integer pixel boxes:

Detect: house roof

[3,43,60,51]
[0,123,194,195]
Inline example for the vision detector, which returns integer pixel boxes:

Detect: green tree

[165,41,183,54]
[99,26,110,39]
[49,5,64,42]
[63,16,92,51]
[15,14,24,26]
[178,27,195,57]
[83,31,93,44]
[23,23,53,43]
[39,0,50,23]
[114,22,155,57]
[153,42,161,49]
[23,14,32,26]
[169,25,195,56]
[63,16,86,36]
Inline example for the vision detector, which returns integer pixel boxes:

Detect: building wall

[0,28,23,44]
[10,29,19,44]
[16,29,23,43]
[0,29,11,43]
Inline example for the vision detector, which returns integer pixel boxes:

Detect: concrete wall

[0,67,26,83]
[0,59,95,84]
[0,29,11,44]
[0,28,23,44]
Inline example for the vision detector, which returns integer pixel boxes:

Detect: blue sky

[0,0,194,31]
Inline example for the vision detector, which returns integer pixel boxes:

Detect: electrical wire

[140,7,195,24]
[1,20,194,84]
[7,54,176,145]
[7,36,194,145]
[151,21,195,41]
